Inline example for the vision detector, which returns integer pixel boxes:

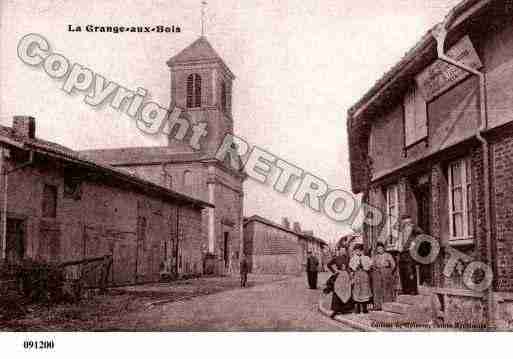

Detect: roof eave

[167,58,236,80]
[346,0,492,194]
[348,0,491,122]
[4,138,214,209]
[0,134,25,149]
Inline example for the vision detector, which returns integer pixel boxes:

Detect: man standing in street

[240,254,249,288]
[306,250,319,289]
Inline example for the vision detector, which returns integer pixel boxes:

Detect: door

[169,211,179,277]
[135,216,147,282]
[414,181,433,286]
[224,232,230,269]
[5,218,25,265]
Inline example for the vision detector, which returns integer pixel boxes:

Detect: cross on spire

[201,1,207,36]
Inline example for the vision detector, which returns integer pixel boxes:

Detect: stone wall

[115,160,244,275]
[251,253,303,275]
[0,152,205,286]
[443,295,487,326]
[243,218,326,275]
[491,129,513,291]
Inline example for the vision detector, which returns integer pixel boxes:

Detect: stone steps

[370,293,435,326]
[320,291,436,330]
[396,294,431,306]
[382,301,414,315]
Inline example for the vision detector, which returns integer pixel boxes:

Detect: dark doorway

[135,215,147,282]
[414,180,433,286]
[6,218,25,265]
[224,232,230,269]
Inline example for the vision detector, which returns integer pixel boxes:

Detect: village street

[114,272,352,331]
[1,272,353,331]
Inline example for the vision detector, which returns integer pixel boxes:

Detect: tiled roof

[80,147,206,165]
[168,36,221,64]
[80,146,247,180]
[166,36,234,78]
[244,215,327,246]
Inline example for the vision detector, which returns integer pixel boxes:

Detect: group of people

[244,240,418,311]
[320,243,403,316]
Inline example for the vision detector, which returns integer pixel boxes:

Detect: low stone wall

[443,294,487,326]
[427,287,513,329]
[493,292,513,329]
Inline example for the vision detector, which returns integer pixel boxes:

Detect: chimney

[293,221,301,233]
[13,116,36,139]
[281,217,290,229]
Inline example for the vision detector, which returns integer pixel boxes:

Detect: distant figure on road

[240,254,249,288]
[306,250,320,289]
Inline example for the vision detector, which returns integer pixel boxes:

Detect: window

[42,184,57,218]
[221,81,227,112]
[448,157,473,240]
[386,184,399,245]
[186,73,202,108]
[183,170,192,186]
[64,172,82,200]
[404,85,427,147]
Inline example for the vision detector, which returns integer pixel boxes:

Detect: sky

[0,0,462,244]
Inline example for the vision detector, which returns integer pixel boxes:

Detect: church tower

[80,33,245,275]
[166,36,235,156]
[165,36,245,268]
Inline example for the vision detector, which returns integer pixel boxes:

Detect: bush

[0,260,80,322]
[21,260,66,303]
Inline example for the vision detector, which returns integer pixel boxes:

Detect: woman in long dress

[324,249,354,317]
[371,242,396,310]
[349,244,372,314]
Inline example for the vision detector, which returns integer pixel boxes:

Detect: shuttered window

[448,157,473,240]
[404,85,428,147]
